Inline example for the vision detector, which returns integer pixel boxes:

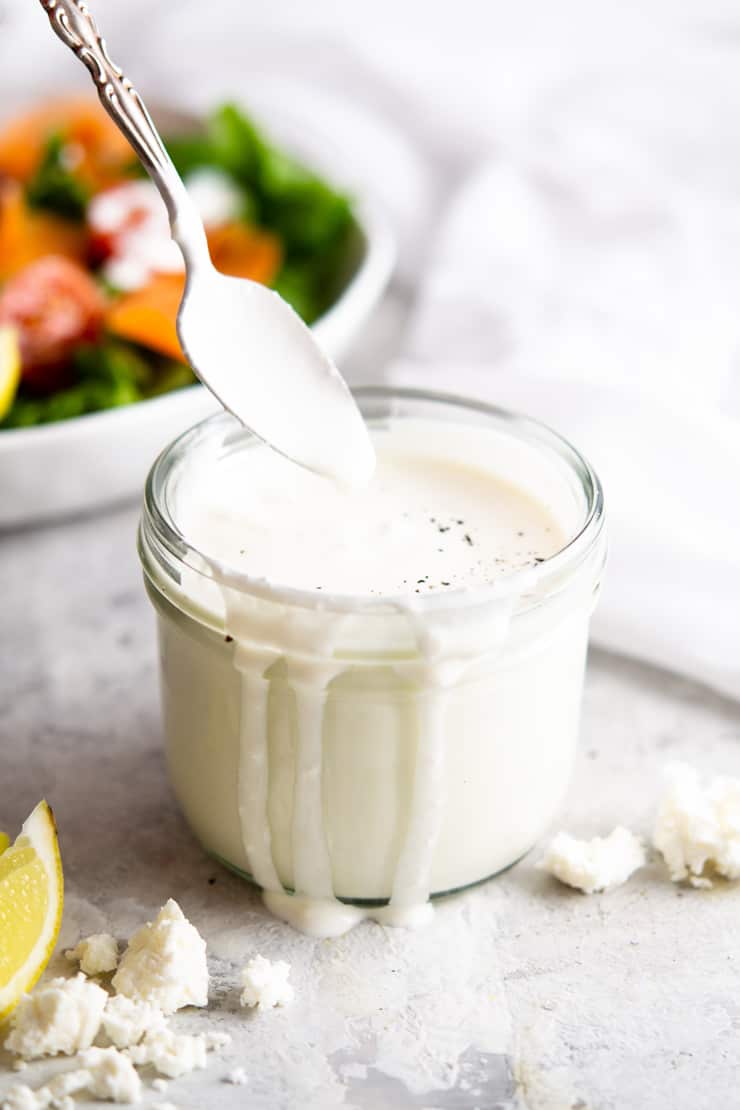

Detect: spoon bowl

[178,264,375,485]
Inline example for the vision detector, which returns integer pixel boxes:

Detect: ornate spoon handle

[38,0,208,262]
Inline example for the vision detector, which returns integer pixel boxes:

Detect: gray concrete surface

[1,498,739,1110]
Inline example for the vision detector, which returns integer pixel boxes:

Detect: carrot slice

[106,224,282,361]
[0,97,132,188]
[106,273,184,362]
[0,182,87,281]
[207,222,282,286]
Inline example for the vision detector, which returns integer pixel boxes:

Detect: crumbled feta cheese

[539,826,646,893]
[89,182,183,293]
[112,899,208,1014]
[124,1024,231,1080]
[151,1103,179,1110]
[66,933,119,977]
[239,955,294,1010]
[41,1070,89,1103]
[225,1066,248,1085]
[78,1046,143,1103]
[2,1087,43,1110]
[654,763,740,887]
[102,256,153,293]
[125,1029,207,1078]
[151,1078,169,1093]
[186,168,243,225]
[101,995,167,1049]
[90,169,242,295]
[2,1051,141,1108]
[4,974,108,1059]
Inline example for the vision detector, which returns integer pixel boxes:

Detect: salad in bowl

[0,97,364,430]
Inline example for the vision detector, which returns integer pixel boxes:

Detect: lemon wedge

[0,325,21,420]
[0,800,63,1021]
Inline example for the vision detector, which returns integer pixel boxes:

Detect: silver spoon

[38,0,375,487]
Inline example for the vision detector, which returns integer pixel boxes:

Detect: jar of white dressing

[139,387,606,937]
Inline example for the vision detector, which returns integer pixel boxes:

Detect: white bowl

[0,122,396,529]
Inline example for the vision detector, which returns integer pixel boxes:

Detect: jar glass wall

[139,388,606,921]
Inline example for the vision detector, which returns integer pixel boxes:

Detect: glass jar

[138,387,606,932]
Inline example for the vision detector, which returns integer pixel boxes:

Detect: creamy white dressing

[147,418,602,937]
[177,428,564,595]
[176,275,376,488]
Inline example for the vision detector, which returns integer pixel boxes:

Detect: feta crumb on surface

[124,1024,232,1079]
[125,1029,207,1079]
[101,995,167,1049]
[1,1051,139,1109]
[2,1086,43,1110]
[4,974,108,1059]
[539,826,646,894]
[66,933,119,977]
[240,955,294,1010]
[78,1046,143,1103]
[225,1066,248,1085]
[151,1077,169,1092]
[111,899,208,1014]
[654,762,740,887]
[151,1103,179,1110]
[39,1069,89,1103]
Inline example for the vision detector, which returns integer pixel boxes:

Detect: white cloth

[393,155,740,702]
[3,0,739,698]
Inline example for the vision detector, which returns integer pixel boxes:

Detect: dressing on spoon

[39,0,375,487]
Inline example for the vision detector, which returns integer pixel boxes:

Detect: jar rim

[139,385,605,614]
